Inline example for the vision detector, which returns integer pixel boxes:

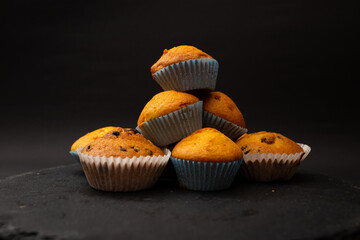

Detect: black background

[1,1,359,183]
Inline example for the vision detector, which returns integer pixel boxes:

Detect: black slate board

[0,164,359,240]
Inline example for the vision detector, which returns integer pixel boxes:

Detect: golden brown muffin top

[71,126,118,151]
[150,45,214,76]
[172,128,243,162]
[201,91,246,127]
[81,127,164,158]
[235,131,303,155]
[137,90,199,126]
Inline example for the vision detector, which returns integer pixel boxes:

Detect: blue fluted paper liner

[203,111,248,141]
[70,151,80,163]
[136,101,203,147]
[171,156,242,191]
[153,59,219,91]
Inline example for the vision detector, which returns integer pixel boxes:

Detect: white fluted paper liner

[239,143,311,182]
[153,59,219,91]
[77,147,171,192]
[203,111,248,141]
[136,101,203,147]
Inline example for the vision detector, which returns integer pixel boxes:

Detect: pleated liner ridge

[239,143,311,182]
[136,101,203,147]
[77,148,171,192]
[153,59,219,91]
[203,111,248,141]
[69,150,80,163]
[171,157,243,191]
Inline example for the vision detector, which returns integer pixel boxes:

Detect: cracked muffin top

[172,128,243,162]
[150,45,214,77]
[235,131,303,155]
[81,127,164,158]
[200,91,245,128]
[71,126,118,151]
[137,90,199,127]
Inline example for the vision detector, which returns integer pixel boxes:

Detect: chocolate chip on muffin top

[236,131,303,155]
[82,127,164,158]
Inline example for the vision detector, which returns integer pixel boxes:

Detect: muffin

[151,45,219,91]
[200,91,247,140]
[70,126,118,162]
[83,128,164,158]
[171,128,243,191]
[136,90,203,146]
[235,131,311,182]
[77,127,171,192]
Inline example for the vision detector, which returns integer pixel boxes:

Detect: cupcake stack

[70,45,311,192]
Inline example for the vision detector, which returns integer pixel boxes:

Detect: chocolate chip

[87,145,91,151]
[277,136,283,139]
[124,128,138,135]
[145,148,153,156]
[257,149,261,153]
[112,131,120,137]
[133,129,139,134]
[261,136,275,144]
[241,146,247,151]
[244,150,251,154]
[120,147,127,151]
[214,95,221,100]
[133,147,140,152]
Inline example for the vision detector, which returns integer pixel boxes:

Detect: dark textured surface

[0,164,359,240]
[1,2,358,238]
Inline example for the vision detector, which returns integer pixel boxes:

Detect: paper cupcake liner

[153,59,219,91]
[203,111,248,141]
[69,151,80,163]
[136,101,203,147]
[77,148,171,192]
[171,157,242,191]
[239,143,311,182]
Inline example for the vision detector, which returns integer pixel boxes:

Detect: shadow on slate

[0,164,359,240]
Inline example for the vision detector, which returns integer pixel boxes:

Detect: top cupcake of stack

[150,45,219,92]
[135,45,247,147]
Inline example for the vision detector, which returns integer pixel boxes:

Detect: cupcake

[200,91,247,140]
[70,126,118,162]
[171,128,243,191]
[136,90,203,146]
[150,45,218,91]
[77,127,171,192]
[235,131,311,182]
